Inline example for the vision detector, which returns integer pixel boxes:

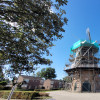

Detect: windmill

[86,28,91,43]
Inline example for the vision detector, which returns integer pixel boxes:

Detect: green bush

[52,88,59,90]
[3,87,12,90]
[0,85,4,90]
[61,88,64,90]
[17,82,22,89]
[34,89,49,91]
[0,92,4,97]
[31,92,40,99]
[0,91,49,99]
[2,92,9,99]
[0,81,7,86]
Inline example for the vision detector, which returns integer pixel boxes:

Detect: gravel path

[47,90,100,100]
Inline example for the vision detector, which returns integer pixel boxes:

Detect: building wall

[27,79,43,89]
[17,76,44,90]
[43,79,64,90]
[43,79,51,90]
[71,70,100,92]
[53,80,62,89]
[18,76,24,83]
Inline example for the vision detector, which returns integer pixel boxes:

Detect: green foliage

[0,0,68,75]
[36,71,42,77]
[34,89,49,91]
[0,67,5,81]
[0,85,4,90]
[12,77,17,85]
[5,79,10,83]
[0,91,49,99]
[0,81,7,86]
[3,87,12,90]
[51,88,60,90]
[0,68,9,89]
[1,92,9,99]
[63,76,72,83]
[37,67,56,79]
[17,82,22,89]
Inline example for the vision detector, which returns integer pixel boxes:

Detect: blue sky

[34,0,100,80]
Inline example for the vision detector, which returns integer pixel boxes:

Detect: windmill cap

[70,40,99,52]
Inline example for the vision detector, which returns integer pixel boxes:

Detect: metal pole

[80,69,82,92]
[7,70,22,100]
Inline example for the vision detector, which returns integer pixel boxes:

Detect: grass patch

[0,89,60,92]
[36,90,60,92]
[32,96,51,100]
[0,90,11,92]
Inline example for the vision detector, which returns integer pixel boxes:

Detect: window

[51,81,54,84]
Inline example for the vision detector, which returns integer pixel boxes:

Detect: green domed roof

[71,40,99,52]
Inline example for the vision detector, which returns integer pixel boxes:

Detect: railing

[65,64,99,70]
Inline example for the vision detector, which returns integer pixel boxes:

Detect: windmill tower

[65,29,100,92]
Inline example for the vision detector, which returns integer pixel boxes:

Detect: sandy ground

[47,90,100,100]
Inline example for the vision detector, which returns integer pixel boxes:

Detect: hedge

[3,87,12,90]
[0,81,7,86]
[34,89,50,91]
[0,91,49,99]
[0,85,4,90]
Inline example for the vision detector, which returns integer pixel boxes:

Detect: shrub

[2,92,9,99]
[0,91,49,99]
[52,88,59,90]
[31,92,40,99]
[3,87,12,90]
[0,81,7,86]
[17,82,22,89]
[0,85,4,90]
[61,88,64,90]
[34,89,49,91]
[11,92,26,99]
[0,92,4,98]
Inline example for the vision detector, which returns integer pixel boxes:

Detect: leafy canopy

[63,76,72,83]
[0,0,68,74]
[36,67,56,79]
[0,67,5,81]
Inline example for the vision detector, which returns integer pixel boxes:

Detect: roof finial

[86,28,91,43]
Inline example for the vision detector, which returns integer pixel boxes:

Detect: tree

[0,67,8,89]
[63,76,72,83]
[0,67,5,81]
[0,0,68,75]
[36,71,41,78]
[37,67,56,79]
[0,81,7,86]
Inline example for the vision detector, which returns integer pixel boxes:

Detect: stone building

[17,75,44,90]
[65,40,100,92]
[43,79,64,90]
